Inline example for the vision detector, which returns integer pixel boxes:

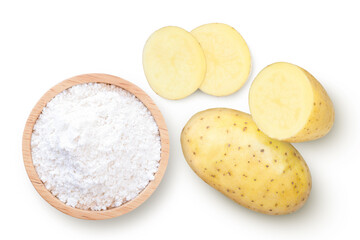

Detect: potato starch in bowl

[31,83,161,211]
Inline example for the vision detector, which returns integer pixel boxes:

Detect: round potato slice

[191,23,251,96]
[143,26,206,100]
[249,62,335,142]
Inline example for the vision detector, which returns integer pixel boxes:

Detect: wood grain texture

[22,73,169,220]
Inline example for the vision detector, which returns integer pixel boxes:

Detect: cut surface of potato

[181,108,311,215]
[249,62,334,142]
[143,26,206,100]
[191,23,251,96]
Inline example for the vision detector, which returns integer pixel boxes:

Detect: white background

[1,0,359,239]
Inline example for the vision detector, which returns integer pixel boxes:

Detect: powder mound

[31,83,161,211]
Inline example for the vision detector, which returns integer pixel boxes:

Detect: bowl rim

[22,73,169,220]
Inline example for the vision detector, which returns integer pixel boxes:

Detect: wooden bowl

[22,73,169,220]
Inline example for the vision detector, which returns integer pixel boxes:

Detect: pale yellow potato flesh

[143,26,206,100]
[249,62,334,142]
[191,23,251,96]
[181,108,311,215]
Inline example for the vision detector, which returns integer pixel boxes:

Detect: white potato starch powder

[31,83,161,211]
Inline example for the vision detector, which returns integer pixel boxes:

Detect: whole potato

[181,108,311,215]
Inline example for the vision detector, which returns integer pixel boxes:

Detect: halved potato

[249,62,334,142]
[191,23,251,96]
[143,26,206,100]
